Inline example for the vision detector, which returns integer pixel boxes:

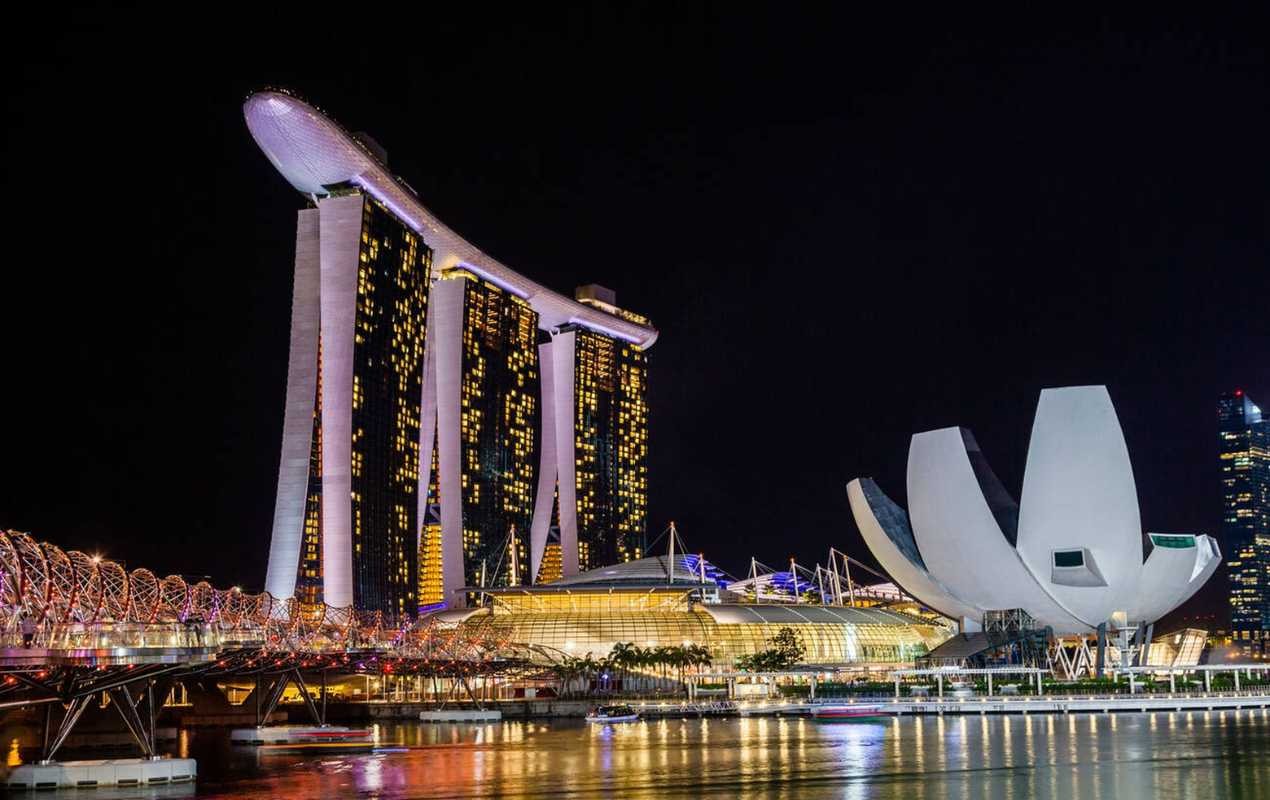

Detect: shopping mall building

[430,555,953,669]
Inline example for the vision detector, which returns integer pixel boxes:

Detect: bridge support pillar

[41,695,92,764]
[108,686,155,759]
[320,670,328,725]
[147,680,157,754]
[41,703,52,758]
[257,673,292,727]
[290,669,324,726]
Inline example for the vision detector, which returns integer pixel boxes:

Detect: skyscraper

[245,89,657,612]
[1220,390,1270,649]
[418,269,540,604]
[265,190,430,616]
[529,288,650,578]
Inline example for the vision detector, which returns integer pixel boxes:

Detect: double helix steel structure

[1,530,268,629]
[0,529,373,650]
[0,529,535,662]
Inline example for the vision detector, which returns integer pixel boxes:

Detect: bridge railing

[0,621,224,652]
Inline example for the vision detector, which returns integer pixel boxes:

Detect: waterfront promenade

[293,685,1270,721]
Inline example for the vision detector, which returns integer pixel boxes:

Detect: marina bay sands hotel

[244,90,656,615]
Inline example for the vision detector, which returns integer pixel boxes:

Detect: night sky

[3,8,1266,627]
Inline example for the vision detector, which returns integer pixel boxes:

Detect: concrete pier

[6,757,197,790]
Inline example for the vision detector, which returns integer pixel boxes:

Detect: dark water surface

[20,711,1270,799]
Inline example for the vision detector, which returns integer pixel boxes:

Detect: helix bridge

[0,530,542,762]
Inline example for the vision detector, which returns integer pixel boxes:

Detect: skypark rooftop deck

[244,88,658,348]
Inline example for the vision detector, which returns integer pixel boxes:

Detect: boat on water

[585,704,641,723]
[232,725,377,752]
[811,705,894,722]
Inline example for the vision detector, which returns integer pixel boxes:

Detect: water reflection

[14,712,1270,799]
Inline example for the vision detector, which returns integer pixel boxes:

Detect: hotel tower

[245,90,657,613]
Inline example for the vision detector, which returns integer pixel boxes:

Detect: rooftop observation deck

[243,88,658,349]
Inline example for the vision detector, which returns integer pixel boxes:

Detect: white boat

[812,704,894,722]
[585,704,640,723]
[229,725,374,750]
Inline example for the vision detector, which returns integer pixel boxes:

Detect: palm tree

[633,646,652,695]
[555,655,581,699]
[578,653,598,697]
[610,642,636,692]
[654,646,674,683]
[689,644,713,674]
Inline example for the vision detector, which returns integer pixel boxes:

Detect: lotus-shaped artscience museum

[847,386,1219,635]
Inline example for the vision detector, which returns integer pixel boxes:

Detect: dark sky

[2,7,1266,626]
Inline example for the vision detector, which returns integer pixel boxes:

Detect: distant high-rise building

[245,89,657,613]
[1220,390,1270,648]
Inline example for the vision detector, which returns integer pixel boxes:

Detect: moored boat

[811,704,894,722]
[232,725,376,751]
[585,704,640,723]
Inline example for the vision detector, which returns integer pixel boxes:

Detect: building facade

[572,327,650,570]
[418,270,540,604]
[434,555,954,670]
[529,314,650,581]
[1220,390,1270,648]
[246,89,657,613]
[264,191,431,615]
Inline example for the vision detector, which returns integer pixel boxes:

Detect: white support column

[316,194,366,609]
[551,332,579,576]
[1169,672,1175,693]
[528,340,557,583]
[937,675,943,699]
[1204,671,1211,692]
[429,278,472,606]
[417,313,439,586]
[987,674,993,696]
[265,207,321,602]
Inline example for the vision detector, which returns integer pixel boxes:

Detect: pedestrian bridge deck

[0,645,219,668]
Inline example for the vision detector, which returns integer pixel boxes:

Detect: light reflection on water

[17,711,1270,799]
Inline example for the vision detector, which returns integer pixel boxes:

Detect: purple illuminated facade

[245,90,657,612]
